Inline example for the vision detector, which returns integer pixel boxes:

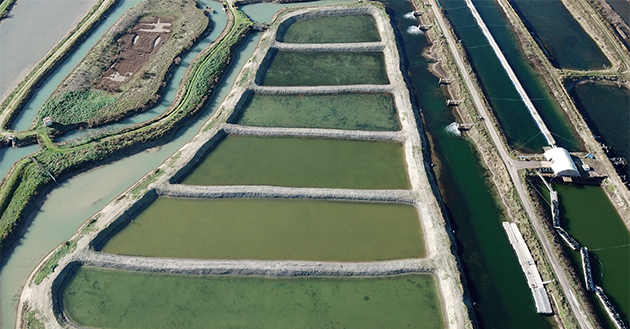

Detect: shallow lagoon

[63,268,444,329]
[261,52,389,86]
[279,14,380,43]
[101,198,425,261]
[181,136,410,189]
[235,93,400,131]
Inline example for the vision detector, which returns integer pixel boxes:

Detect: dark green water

[181,136,410,189]
[441,0,582,153]
[605,0,630,26]
[278,14,380,43]
[509,0,611,70]
[101,198,425,261]
[235,93,400,130]
[261,52,389,86]
[554,184,629,327]
[568,81,629,179]
[62,267,444,329]
[383,0,554,327]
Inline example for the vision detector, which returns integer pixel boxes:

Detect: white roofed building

[544,147,580,177]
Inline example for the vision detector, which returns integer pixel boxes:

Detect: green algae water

[553,184,630,327]
[181,136,410,189]
[261,52,389,86]
[235,93,400,130]
[101,198,425,261]
[278,14,380,43]
[382,0,554,327]
[441,0,581,153]
[62,268,444,329]
[509,0,611,70]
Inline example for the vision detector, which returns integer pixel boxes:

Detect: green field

[262,52,389,86]
[279,14,380,43]
[181,136,410,189]
[235,93,400,131]
[63,267,444,329]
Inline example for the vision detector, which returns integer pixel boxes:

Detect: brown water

[101,198,425,261]
[181,136,410,189]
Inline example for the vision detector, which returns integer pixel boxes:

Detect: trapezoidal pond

[260,51,389,86]
[234,93,400,131]
[100,198,425,261]
[180,136,410,189]
[62,267,444,329]
[277,14,380,43]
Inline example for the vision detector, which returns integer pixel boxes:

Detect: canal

[382,0,553,327]
[440,0,582,153]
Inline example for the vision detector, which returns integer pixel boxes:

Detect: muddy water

[181,136,410,189]
[0,0,98,102]
[9,0,145,132]
[101,198,425,261]
[62,268,444,329]
[0,145,39,179]
[279,14,380,43]
[262,51,389,86]
[0,26,260,329]
[509,0,611,70]
[381,0,554,327]
[235,93,400,131]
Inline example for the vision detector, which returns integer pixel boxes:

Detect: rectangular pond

[260,51,389,86]
[509,0,611,70]
[100,198,425,261]
[62,268,445,329]
[234,93,400,131]
[278,14,381,43]
[180,136,410,189]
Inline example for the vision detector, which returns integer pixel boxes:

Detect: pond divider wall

[157,184,415,204]
[221,123,405,141]
[90,189,159,251]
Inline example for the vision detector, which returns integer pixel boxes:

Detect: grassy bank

[35,0,209,131]
[0,0,16,20]
[0,4,253,253]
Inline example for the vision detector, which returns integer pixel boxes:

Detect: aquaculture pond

[509,0,611,70]
[441,0,582,153]
[261,51,389,86]
[234,93,400,130]
[382,0,554,327]
[181,136,410,189]
[62,268,444,329]
[278,14,380,43]
[101,198,425,261]
[553,184,629,327]
[568,81,629,179]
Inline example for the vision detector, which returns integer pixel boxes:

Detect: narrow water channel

[441,0,582,153]
[382,0,553,327]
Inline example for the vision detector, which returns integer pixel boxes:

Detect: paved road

[426,1,594,328]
